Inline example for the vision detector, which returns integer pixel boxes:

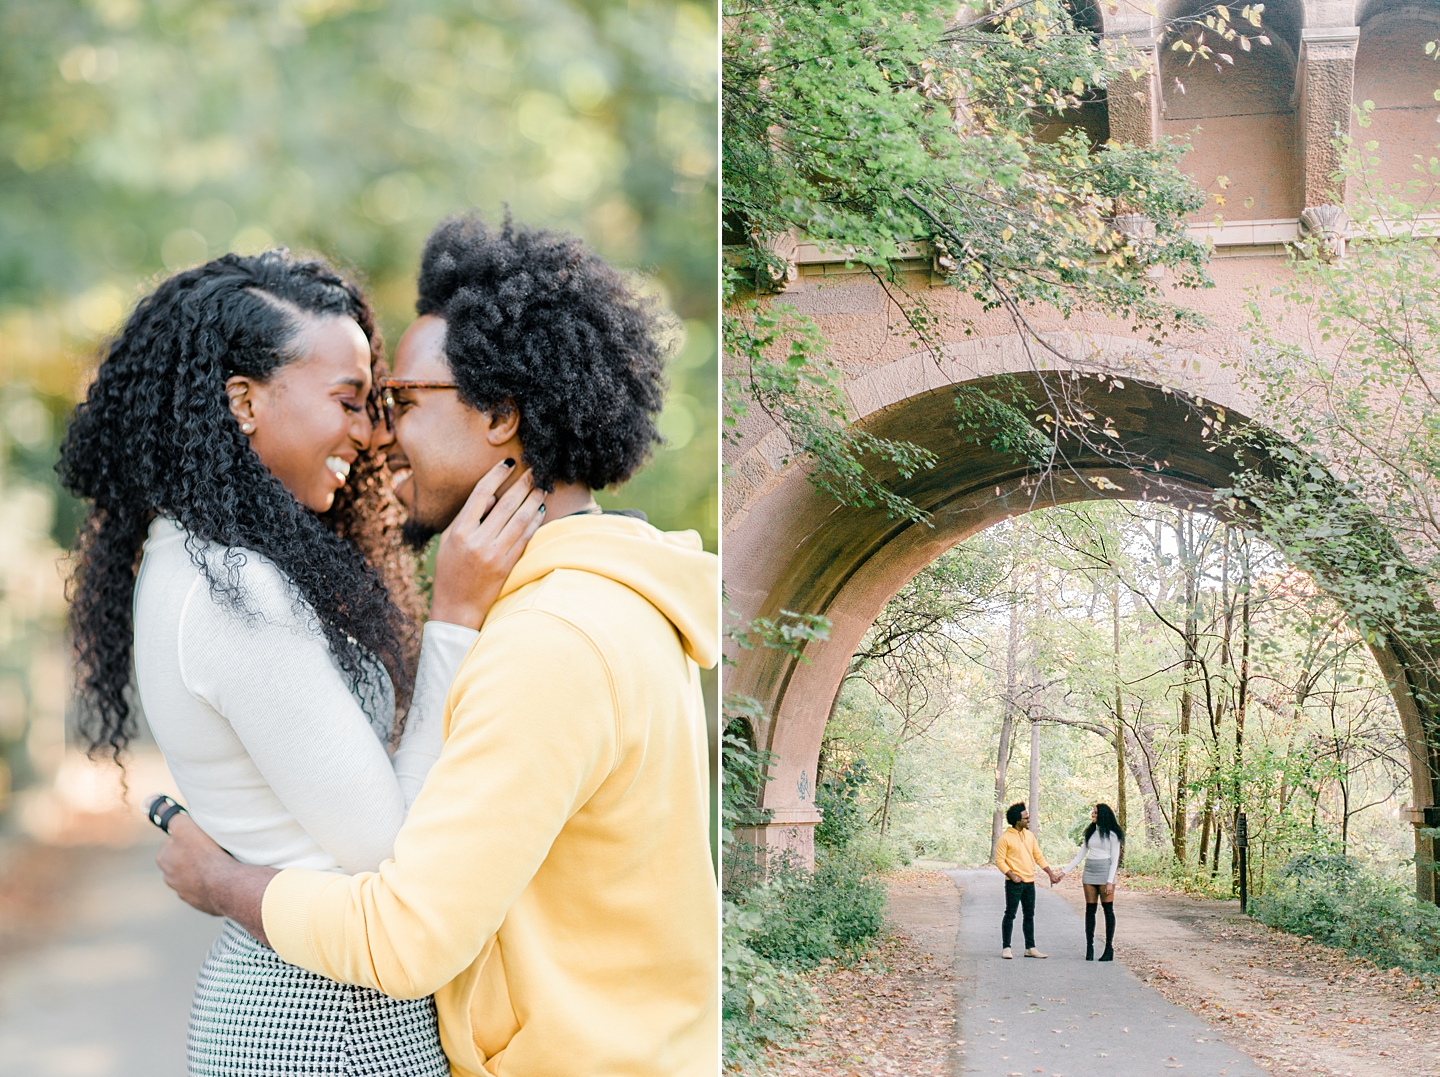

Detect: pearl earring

[241,422,255,433]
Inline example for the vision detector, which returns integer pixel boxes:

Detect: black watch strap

[146,794,189,834]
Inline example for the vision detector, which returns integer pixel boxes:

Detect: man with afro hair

[417,213,667,495]
[156,215,719,1076]
[388,213,672,551]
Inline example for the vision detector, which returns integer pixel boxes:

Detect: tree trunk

[1206,525,1232,876]
[1174,510,1198,864]
[1197,791,1214,869]
[991,602,1020,860]
[1113,573,1128,832]
[1028,562,1046,840]
[1232,535,1251,893]
[1339,775,1350,855]
[1029,719,1041,843]
[879,763,896,838]
[1123,721,1171,846]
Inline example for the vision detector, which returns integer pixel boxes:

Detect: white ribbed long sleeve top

[1064,829,1123,884]
[132,516,477,874]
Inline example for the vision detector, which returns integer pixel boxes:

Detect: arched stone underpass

[724,365,1440,902]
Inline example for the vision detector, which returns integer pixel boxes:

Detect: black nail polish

[504,458,516,467]
[538,504,546,513]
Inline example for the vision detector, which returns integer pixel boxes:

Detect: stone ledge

[1301,25,1361,43]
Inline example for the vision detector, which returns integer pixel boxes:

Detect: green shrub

[722,716,774,832]
[741,873,838,967]
[738,850,887,968]
[813,852,888,949]
[840,828,908,874]
[722,846,890,1068]
[814,762,871,849]
[722,899,815,1070]
[1252,853,1440,976]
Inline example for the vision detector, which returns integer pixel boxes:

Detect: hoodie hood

[496,513,719,668]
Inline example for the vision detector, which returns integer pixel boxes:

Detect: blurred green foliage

[0,0,717,548]
[0,0,716,816]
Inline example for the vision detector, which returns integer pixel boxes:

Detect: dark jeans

[1001,879,1036,949]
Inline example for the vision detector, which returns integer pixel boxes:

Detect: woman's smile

[326,455,353,487]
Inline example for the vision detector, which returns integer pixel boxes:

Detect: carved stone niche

[1112,212,1164,279]
[931,236,958,276]
[1299,204,1350,260]
[752,230,799,292]
[1113,213,1156,241]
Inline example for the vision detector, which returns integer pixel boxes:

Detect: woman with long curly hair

[57,249,542,1075]
[1064,802,1126,961]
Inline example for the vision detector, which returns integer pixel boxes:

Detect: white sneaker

[1001,947,1013,959]
[1024,947,1048,958]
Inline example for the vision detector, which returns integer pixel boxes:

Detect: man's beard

[400,485,470,551]
[401,518,438,550]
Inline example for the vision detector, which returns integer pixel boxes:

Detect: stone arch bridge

[723,0,1440,900]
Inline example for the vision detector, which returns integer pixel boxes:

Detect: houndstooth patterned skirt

[188,919,450,1076]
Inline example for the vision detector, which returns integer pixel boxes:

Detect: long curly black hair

[1085,803,1125,843]
[58,250,424,761]
[416,214,668,491]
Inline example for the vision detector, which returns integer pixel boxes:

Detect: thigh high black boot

[1100,901,1116,961]
[1084,903,1096,961]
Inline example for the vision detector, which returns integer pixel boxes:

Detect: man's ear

[484,401,521,445]
[225,376,258,434]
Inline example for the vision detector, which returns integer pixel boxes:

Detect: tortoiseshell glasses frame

[376,377,460,425]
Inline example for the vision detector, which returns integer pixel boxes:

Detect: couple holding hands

[994,801,1125,963]
[59,215,718,1076]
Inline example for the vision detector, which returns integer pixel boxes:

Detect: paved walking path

[946,869,1267,1077]
[0,836,221,1077]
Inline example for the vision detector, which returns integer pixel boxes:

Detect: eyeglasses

[376,377,460,420]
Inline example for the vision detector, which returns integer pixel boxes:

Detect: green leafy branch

[724,296,938,522]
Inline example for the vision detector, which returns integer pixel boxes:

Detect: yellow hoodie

[261,513,719,1077]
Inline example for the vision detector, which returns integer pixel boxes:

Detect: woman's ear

[226,376,257,435]
[484,401,521,446]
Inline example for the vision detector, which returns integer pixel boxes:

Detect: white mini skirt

[1082,858,1113,885]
